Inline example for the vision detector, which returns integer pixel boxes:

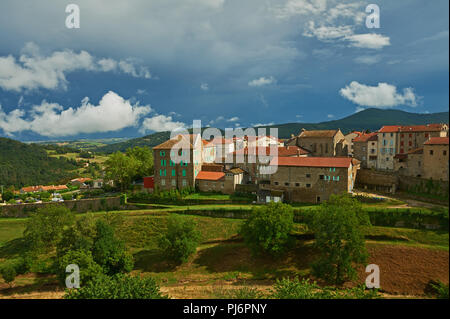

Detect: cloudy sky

[0,0,448,140]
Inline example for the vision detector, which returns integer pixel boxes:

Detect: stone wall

[355,168,398,192]
[0,197,122,218]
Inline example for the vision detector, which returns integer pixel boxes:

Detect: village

[146,123,449,204]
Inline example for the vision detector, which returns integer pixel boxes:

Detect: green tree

[57,249,103,286]
[310,194,370,285]
[65,274,168,299]
[240,202,294,256]
[104,152,138,191]
[0,264,17,288]
[24,206,75,252]
[2,190,14,202]
[92,220,134,275]
[126,146,154,180]
[158,215,201,264]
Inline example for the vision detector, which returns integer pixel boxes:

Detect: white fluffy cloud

[346,34,391,49]
[0,91,151,136]
[304,22,390,49]
[0,43,152,92]
[248,76,276,87]
[140,115,186,133]
[200,83,209,91]
[339,81,418,108]
[354,55,382,65]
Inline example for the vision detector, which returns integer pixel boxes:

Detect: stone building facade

[423,137,449,181]
[258,157,359,203]
[286,129,349,157]
[353,132,378,169]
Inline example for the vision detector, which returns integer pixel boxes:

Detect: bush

[240,202,294,257]
[65,274,168,299]
[92,220,134,275]
[24,205,75,252]
[57,249,103,286]
[158,215,201,264]
[431,281,449,299]
[0,264,17,287]
[269,278,378,299]
[310,194,370,285]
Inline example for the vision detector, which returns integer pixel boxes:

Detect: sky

[0,0,448,141]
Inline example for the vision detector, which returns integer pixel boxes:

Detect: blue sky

[0,0,448,140]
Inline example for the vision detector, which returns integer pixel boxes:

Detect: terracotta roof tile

[196,171,225,181]
[270,157,353,168]
[298,129,339,138]
[424,137,449,145]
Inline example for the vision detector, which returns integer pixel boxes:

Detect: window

[390,133,393,137]
[171,180,176,186]
[182,169,186,177]
[425,133,429,138]
[306,184,311,188]
[170,160,175,166]
[306,173,311,178]
[284,182,289,186]
[336,176,340,181]
[159,169,166,177]
[401,134,404,138]
[430,150,434,155]
[159,151,165,156]
[444,151,447,156]
[171,169,176,177]
[295,183,300,187]
[409,133,412,138]
[319,175,324,180]
[400,149,404,154]
[409,141,412,146]
[274,182,279,185]
[161,179,166,186]
[161,159,166,166]
[400,141,404,146]
[182,179,187,187]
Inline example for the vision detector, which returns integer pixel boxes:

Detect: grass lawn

[183,193,232,200]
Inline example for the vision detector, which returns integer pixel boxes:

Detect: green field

[0,202,448,298]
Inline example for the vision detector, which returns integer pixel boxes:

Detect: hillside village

[146,123,449,204]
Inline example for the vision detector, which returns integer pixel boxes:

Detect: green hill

[0,138,79,188]
[96,108,448,153]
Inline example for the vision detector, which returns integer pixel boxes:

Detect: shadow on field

[0,274,60,297]
[195,240,319,280]
[0,238,29,259]
[133,249,179,272]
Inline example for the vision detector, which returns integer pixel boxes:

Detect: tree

[1,190,14,202]
[104,152,138,191]
[126,146,154,180]
[0,264,16,288]
[24,205,75,252]
[92,220,134,275]
[310,194,370,285]
[239,202,294,256]
[158,215,201,264]
[65,274,167,299]
[57,249,103,286]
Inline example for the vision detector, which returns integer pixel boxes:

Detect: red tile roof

[270,157,353,168]
[196,171,225,181]
[353,132,378,142]
[399,124,447,132]
[378,125,401,133]
[233,146,309,156]
[424,137,449,145]
[379,124,447,133]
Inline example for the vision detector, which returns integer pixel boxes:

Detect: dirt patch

[354,244,449,296]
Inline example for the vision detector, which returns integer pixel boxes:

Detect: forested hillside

[0,137,79,188]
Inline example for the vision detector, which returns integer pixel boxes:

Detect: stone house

[195,165,244,194]
[258,157,359,203]
[286,129,349,157]
[153,134,203,191]
[344,131,362,156]
[393,148,424,177]
[353,132,378,169]
[423,137,449,181]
